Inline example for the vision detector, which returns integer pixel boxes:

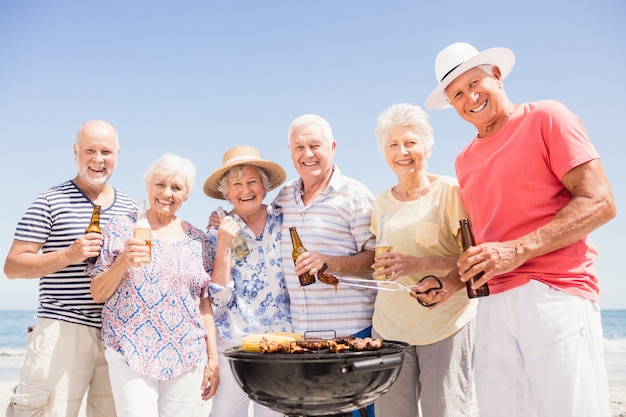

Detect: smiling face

[146,172,188,217]
[444,65,510,136]
[288,123,336,186]
[74,121,119,186]
[225,165,266,216]
[383,125,429,179]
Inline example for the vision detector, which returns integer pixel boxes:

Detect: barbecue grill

[224,340,408,416]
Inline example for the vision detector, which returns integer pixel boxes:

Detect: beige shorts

[6,317,116,417]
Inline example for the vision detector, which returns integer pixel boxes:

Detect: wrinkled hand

[371,250,410,281]
[73,233,104,262]
[293,251,327,277]
[200,361,219,401]
[123,237,151,268]
[217,217,239,247]
[458,241,526,288]
[207,210,221,229]
[412,269,465,309]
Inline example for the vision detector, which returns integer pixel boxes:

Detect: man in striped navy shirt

[4,120,136,417]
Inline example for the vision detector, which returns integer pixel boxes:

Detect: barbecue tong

[337,275,442,294]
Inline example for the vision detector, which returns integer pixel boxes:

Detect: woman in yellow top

[370,103,477,417]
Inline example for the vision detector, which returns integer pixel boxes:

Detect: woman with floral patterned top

[203,145,290,417]
[90,153,220,417]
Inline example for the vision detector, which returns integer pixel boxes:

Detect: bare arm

[294,249,376,278]
[372,251,459,280]
[199,297,219,401]
[459,159,616,287]
[4,234,103,280]
[208,218,237,287]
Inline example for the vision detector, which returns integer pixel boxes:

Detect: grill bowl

[224,340,408,416]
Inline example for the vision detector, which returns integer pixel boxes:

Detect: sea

[1,310,626,381]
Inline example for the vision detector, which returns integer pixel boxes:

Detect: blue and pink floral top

[93,213,213,380]
[207,204,291,343]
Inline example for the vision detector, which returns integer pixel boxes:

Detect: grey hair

[375,103,434,158]
[287,114,334,146]
[143,153,196,198]
[217,164,271,202]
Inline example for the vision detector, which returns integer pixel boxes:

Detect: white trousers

[105,347,205,417]
[209,339,283,417]
[475,280,610,417]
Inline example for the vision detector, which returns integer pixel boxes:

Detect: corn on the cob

[241,332,302,352]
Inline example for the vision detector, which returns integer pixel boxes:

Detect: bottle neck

[289,228,302,248]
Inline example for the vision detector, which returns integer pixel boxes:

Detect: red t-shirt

[455,100,601,301]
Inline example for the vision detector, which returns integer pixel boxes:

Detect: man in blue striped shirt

[275,114,377,417]
[4,120,136,417]
[276,114,377,337]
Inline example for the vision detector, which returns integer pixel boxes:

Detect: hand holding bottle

[289,227,316,286]
[216,216,240,251]
[459,218,489,298]
[216,206,250,259]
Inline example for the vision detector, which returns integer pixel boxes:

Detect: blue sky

[1,1,624,309]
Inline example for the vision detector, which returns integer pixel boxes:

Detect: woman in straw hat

[203,145,290,417]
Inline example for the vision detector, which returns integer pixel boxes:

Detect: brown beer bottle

[459,218,490,298]
[289,227,316,286]
[85,205,102,264]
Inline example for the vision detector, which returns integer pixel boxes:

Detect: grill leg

[359,408,368,417]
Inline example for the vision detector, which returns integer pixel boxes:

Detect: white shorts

[474,280,610,417]
[7,317,116,417]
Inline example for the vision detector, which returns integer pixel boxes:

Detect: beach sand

[610,378,626,417]
[1,377,625,416]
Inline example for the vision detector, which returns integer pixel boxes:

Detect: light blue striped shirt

[274,165,376,336]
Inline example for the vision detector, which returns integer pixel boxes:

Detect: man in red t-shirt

[419,42,616,417]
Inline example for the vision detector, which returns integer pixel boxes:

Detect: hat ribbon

[440,62,463,83]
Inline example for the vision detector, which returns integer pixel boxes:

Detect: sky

[1,0,624,310]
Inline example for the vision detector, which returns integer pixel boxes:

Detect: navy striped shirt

[13,180,137,328]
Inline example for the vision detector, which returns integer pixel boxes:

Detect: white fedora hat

[425,42,515,110]
[203,145,286,199]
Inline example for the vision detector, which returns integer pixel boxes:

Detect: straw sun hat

[425,42,515,110]
[203,145,287,200]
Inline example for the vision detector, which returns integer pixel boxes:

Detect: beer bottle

[85,205,102,264]
[133,199,152,265]
[216,206,250,260]
[459,218,490,298]
[289,227,316,286]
